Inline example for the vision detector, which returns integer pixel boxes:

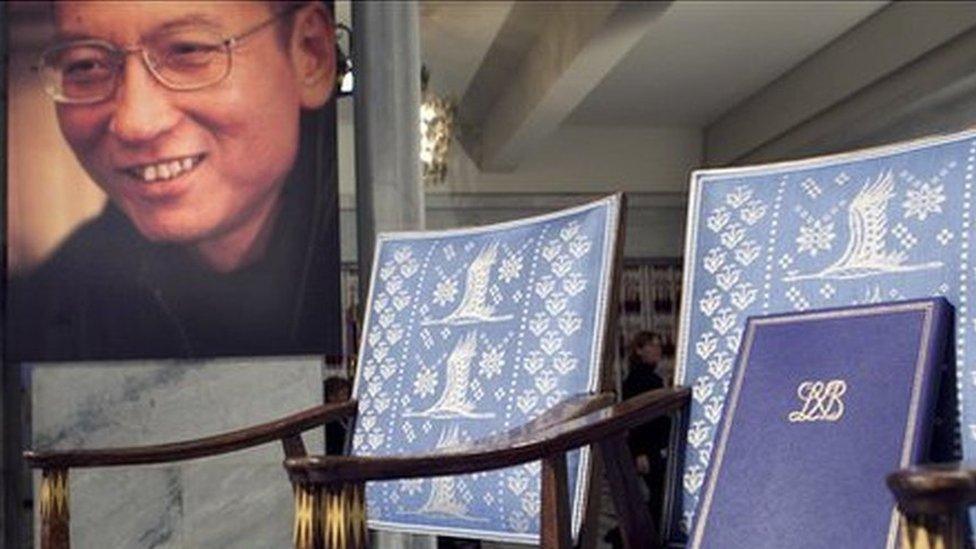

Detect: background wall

[334,97,699,263]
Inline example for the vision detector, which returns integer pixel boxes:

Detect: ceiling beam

[704,1,976,166]
[419,1,515,98]
[458,2,671,172]
[736,25,976,165]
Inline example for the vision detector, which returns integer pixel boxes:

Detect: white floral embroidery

[800,178,822,199]
[706,207,731,233]
[413,367,439,397]
[785,285,810,310]
[470,379,485,401]
[795,219,835,257]
[400,478,425,496]
[903,183,946,221]
[891,223,917,249]
[479,347,505,379]
[401,421,417,443]
[725,186,752,209]
[393,247,413,264]
[778,254,793,270]
[739,200,767,225]
[432,278,458,306]
[498,254,523,282]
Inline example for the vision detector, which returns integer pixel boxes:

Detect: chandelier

[419,66,456,186]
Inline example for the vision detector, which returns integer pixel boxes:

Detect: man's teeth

[136,156,199,182]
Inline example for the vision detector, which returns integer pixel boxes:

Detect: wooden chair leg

[598,435,658,549]
[39,467,70,549]
[282,434,308,458]
[899,511,965,549]
[541,453,572,549]
[575,450,605,549]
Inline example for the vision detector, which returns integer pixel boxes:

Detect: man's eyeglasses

[36,5,300,105]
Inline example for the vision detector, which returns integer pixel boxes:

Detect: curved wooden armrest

[25,400,358,469]
[887,462,976,515]
[486,391,617,442]
[285,387,688,484]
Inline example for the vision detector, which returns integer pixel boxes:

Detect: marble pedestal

[29,357,324,548]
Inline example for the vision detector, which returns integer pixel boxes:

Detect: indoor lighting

[419,66,456,186]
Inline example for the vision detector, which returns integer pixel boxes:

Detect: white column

[354,0,425,299]
[351,3,434,548]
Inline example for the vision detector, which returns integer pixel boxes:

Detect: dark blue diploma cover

[690,298,951,549]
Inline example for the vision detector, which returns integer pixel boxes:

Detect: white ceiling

[570,1,889,126]
[419,1,514,99]
[421,1,888,130]
[568,1,887,127]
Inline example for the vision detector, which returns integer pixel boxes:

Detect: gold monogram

[787,379,847,423]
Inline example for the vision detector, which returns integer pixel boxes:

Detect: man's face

[637,340,663,365]
[54,2,307,245]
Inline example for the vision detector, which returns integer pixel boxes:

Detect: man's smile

[120,153,206,183]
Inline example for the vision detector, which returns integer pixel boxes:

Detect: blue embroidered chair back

[350,195,622,543]
[676,129,976,537]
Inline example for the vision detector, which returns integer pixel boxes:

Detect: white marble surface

[30,357,324,548]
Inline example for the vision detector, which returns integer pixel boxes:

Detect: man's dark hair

[628,330,662,362]
[324,376,352,402]
[49,1,315,48]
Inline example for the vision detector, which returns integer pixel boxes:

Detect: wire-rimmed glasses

[36,5,299,105]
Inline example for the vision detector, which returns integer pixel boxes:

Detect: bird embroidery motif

[410,425,486,521]
[784,171,942,281]
[424,243,513,325]
[406,332,494,419]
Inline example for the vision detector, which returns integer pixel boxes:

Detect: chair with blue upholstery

[285,194,639,547]
[674,129,976,549]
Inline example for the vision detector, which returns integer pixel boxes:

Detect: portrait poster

[4,1,342,362]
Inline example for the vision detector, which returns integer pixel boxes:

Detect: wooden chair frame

[282,388,689,549]
[25,386,690,549]
[888,464,976,549]
[24,400,357,549]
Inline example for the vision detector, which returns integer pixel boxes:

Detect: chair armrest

[887,463,976,516]
[285,387,689,484]
[24,400,358,469]
[491,392,616,441]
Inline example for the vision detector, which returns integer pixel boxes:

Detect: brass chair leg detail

[294,482,367,549]
[899,512,964,549]
[294,482,318,549]
[325,482,367,549]
[40,468,70,549]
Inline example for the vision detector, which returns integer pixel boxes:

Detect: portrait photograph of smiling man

[6,1,343,361]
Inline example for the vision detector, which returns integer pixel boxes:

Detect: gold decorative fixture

[419,66,456,186]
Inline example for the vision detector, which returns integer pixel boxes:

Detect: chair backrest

[675,129,976,538]
[350,195,623,543]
